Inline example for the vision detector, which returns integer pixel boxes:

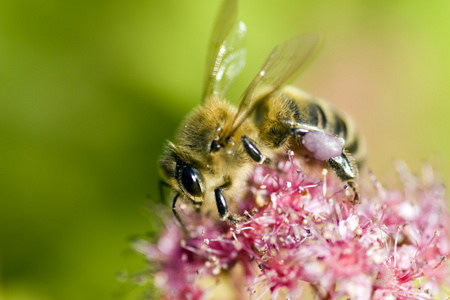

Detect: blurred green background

[1,0,449,299]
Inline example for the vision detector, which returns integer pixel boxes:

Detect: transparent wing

[202,0,247,101]
[222,33,322,138]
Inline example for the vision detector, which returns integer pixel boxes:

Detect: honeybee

[159,0,363,230]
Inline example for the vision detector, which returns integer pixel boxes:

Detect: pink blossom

[137,153,450,299]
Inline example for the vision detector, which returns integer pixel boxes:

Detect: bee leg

[242,135,268,164]
[327,150,360,203]
[172,194,189,235]
[214,186,229,220]
[215,183,248,223]
[289,127,309,144]
[242,135,263,163]
[347,180,359,204]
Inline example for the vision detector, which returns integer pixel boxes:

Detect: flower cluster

[136,152,450,299]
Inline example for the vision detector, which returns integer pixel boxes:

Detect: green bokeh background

[1,1,449,299]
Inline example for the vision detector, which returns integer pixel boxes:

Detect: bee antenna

[210,140,222,153]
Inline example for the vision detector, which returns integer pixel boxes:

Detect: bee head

[176,98,237,155]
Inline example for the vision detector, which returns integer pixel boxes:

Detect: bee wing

[202,0,247,101]
[223,33,322,138]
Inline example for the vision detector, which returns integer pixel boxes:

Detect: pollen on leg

[302,131,344,160]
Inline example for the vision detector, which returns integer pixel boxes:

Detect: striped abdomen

[255,86,364,164]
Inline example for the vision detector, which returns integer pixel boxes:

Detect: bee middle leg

[214,186,229,220]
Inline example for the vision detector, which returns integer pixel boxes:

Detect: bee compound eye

[179,165,203,197]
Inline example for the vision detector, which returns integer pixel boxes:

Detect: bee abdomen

[257,88,363,165]
[324,105,364,165]
[274,88,363,164]
[284,95,327,130]
[332,114,347,140]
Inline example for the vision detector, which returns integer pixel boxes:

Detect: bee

[159,0,364,231]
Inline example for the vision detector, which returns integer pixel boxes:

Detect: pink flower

[137,153,450,299]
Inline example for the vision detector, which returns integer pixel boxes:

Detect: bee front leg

[215,182,248,224]
[242,135,268,164]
